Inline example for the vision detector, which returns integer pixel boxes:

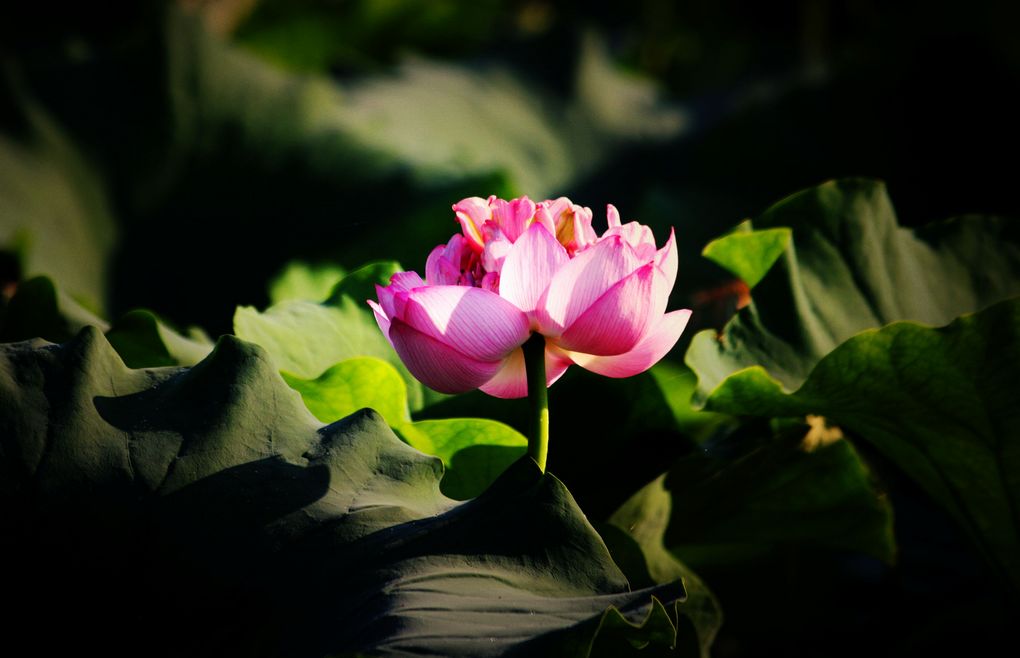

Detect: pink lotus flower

[369,195,691,399]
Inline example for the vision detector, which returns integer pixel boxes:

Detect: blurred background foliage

[2,1,1018,656]
[4,0,1019,336]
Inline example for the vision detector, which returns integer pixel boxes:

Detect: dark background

[3,1,1019,333]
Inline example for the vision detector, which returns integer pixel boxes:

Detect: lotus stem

[522,333,549,472]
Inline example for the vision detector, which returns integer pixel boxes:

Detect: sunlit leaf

[403,419,527,501]
[418,367,697,517]
[268,261,346,304]
[282,355,526,500]
[235,261,428,410]
[281,356,409,427]
[687,178,1020,403]
[701,224,790,289]
[648,362,737,446]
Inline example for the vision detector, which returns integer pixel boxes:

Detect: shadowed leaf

[283,355,526,500]
[0,328,695,656]
[701,299,1020,589]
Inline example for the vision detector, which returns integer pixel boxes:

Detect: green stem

[522,333,549,472]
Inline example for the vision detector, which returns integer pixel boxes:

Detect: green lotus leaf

[105,309,213,368]
[700,299,1020,589]
[0,328,699,656]
[605,481,723,658]
[268,261,346,304]
[282,356,526,500]
[688,178,1020,403]
[701,225,791,289]
[404,419,527,501]
[665,426,893,564]
[0,276,210,369]
[417,366,704,518]
[0,103,116,312]
[235,261,428,411]
[0,275,107,343]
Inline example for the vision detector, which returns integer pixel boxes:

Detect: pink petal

[604,222,657,260]
[650,262,673,319]
[481,224,513,273]
[426,234,475,285]
[376,284,397,319]
[447,233,471,270]
[656,227,678,290]
[607,204,622,229]
[480,271,500,293]
[545,344,575,387]
[570,206,597,252]
[539,198,597,255]
[389,318,504,393]
[391,271,426,290]
[534,199,563,233]
[478,341,574,399]
[536,197,572,230]
[567,309,692,378]
[401,285,530,361]
[375,271,424,318]
[536,235,641,334]
[453,197,491,250]
[367,299,391,338]
[425,245,445,283]
[425,245,459,285]
[491,196,536,242]
[555,263,656,356]
[537,197,570,218]
[498,222,569,315]
[478,347,526,399]
[545,347,574,387]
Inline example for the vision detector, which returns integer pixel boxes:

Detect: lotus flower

[369,195,691,399]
